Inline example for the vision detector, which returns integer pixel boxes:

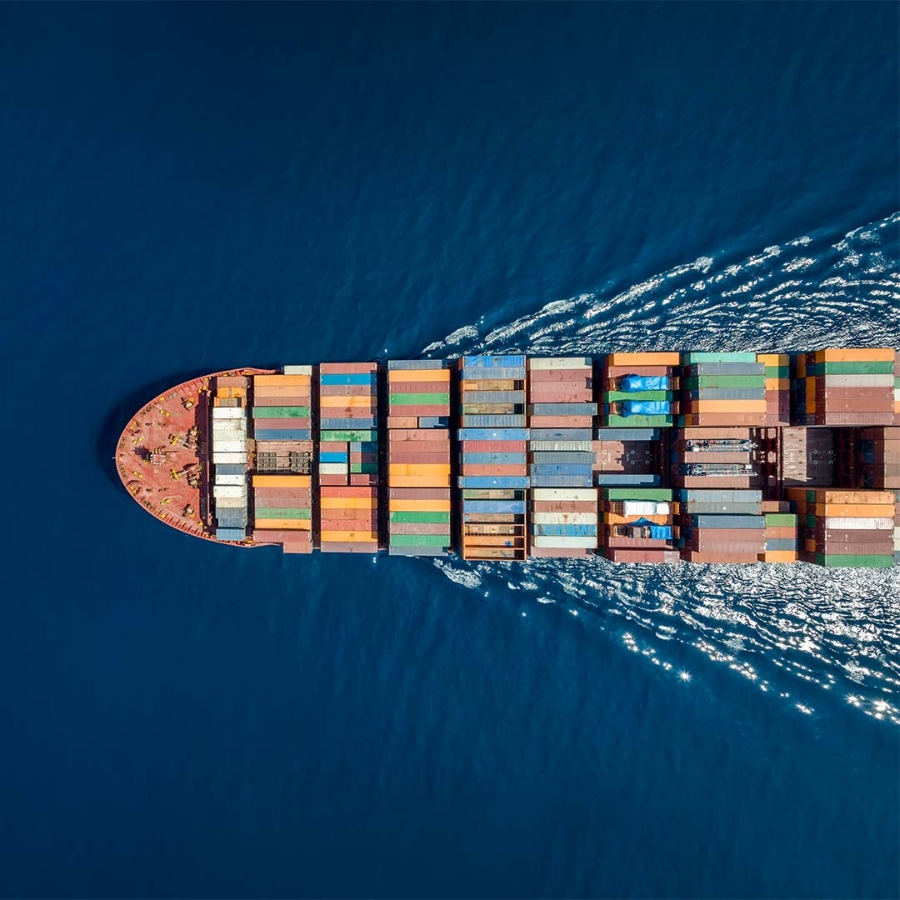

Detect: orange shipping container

[388,464,451,476]
[607,352,681,366]
[389,499,452,512]
[253,385,313,397]
[813,504,895,518]
[253,374,311,386]
[816,348,895,362]
[390,475,452,488]
[252,519,311,530]
[757,551,798,563]
[320,530,379,542]
[320,497,377,510]
[387,416,419,429]
[687,399,767,412]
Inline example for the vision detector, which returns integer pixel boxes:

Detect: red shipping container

[319,541,379,553]
[318,474,349,486]
[459,441,526,452]
[320,486,377,497]
[606,548,680,563]
[387,404,449,417]
[390,429,454,442]
[389,452,451,464]
[320,384,376,397]
[252,530,312,544]
[349,474,379,486]
[604,366,675,378]
[462,464,528,476]
[527,390,594,403]
[682,551,758,564]
[253,418,311,430]
[253,395,310,407]
[387,441,451,453]
[529,546,595,558]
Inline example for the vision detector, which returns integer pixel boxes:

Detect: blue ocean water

[1,3,898,897]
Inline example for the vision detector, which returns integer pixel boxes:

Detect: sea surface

[1,4,898,898]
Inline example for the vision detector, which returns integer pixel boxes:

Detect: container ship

[115,350,900,567]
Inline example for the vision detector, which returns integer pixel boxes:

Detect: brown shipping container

[320,362,378,374]
[764,527,797,540]
[320,518,379,531]
[462,380,521,391]
[683,414,768,426]
[253,418,311,430]
[389,487,452,500]
[605,536,673,549]
[318,474,349,486]
[320,541,379,553]
[679,476,754,489]
[682,551,758,564]
[320,486,377,498]
[253,395,309,407]
[460,441,527,452]
[391,429,455,442]
[525,415,594,428]
[531,501,599,513]
[388,441,451,453]
[815,540,893,555]
[527,389,594,403]
[606,548,681,563]
[349,474,378,486]
[529,547,595,558]
[320,384,376,397]
[387,417,419,429]
[816,412,895,425]
[252,530,312,543]
[387,404,449,417]
[528,369,593,384]
[678,427,752,439]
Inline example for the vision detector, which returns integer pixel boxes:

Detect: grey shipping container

[463,391,526,404]
[595,473,662,486]
[765,538,797,551]
[528,441,593,451]
[462,500,527,514]
[388,545,449,556]
[215,528,247,541]
[688,387,767,400]
[215,463,246,476]
[690,515,766,528]
[686,363,765,376]
[417,417,450,428]
[530,463,594,475]
[457,428,530,441]
[529,428,593,440]
[529,451,594,464]
[595,428,660,442]
[528,403,597,416]
[684,503,762,515]
[319,417,377,429]
[679,489,762,501]
[387,359,447,370]
[462,415,528,427]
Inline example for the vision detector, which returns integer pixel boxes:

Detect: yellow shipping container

[757,353,790,366]
[387,369,450,382]
[388,464,452,476]
[813,504,895,518]
[758,551,798,563]
[320,530,379,542]
[389,499,451,512]
[253,519,311,530]
[253,374,311,386]
[320,497,376,509]
[765,378,790,390]
[816,348,896,362]
[319,395,375,408]
[252,474,311,487]
[607,352,681,366]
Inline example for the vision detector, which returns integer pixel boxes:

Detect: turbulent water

[430,212,900,727]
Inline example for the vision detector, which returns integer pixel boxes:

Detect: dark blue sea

[1,4,898,897]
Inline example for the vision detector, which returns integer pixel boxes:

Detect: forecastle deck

[117,351,900,567]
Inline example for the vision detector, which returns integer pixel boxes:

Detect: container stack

[386,360,452,557]
[600,352,679,428]
[809,349,896,426]
[250,474,312,553]
[525,357,596,555]
[251,368,313,478]
[317,362,380,553]
[680,353,767,427]
[895,349,900,424]
[211,375,249,541]
[677,488,765,563]
[857,426,900,490]
[601,487,678,563]
[788,488,896,568]
[758,353,791,426]
[457,356,528,561]
[758,510,797,563]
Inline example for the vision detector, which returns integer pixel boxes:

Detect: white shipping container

[531,535,597,548]
[532,488,598,501]
[212,452,247,464]
[531,512,598,525]
[215,474,247,487]
[824,517,894,530]
[528,441,593,451]
[213,485,248,499]
[622,501,670,516]
[821,374,894,388]
[213,439,247,453]
[283,365,313,375]
[212,407,246,419]
[215,496,249,509]
[213,421,246,435]
[895,388,900,402]
[528,357,592,371]
[319,463,349,475]
[894,526,900,550]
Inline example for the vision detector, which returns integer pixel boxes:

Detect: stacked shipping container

[526,357,597,556]
[457,356,528,560]
[678,488,765,563]
[600,352,679,428]
[788,488,896,568]
[857,426,900,490]
[387,360,452,556]
[211,375,249,540]
[251,474,313,553]
[317,363,379,552]
[759,510,798,563]
[793,349,896,426]
[680,353,767,427]
[601,486,678,563]
[758,353,791,426]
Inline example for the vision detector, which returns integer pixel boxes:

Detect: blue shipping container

[463,501,527,515]
[596,473,661,486]
[461,452,528,465]
[457,428,530,441]
[320,373,377,385]
[459,476,530,489]
[462,355,527,368]
[531,524,598,537]
[215,528,247,541]
[215,464,246,476]
[253,429,312,441]
[459,368,526,380]
[529,464,594,475]
[319,452,349,462]
[595,428,660,441]
[529,475,594,487]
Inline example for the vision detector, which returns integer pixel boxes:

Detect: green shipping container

[320,430,377,442]
[389,534,451,547]
[815,553,894,568]
[350,463,378,474]
[764,367,789,379]
[253,406,310,418]
[765,513,797,526]
[604,390,674,402]
[683,352,758,363]
[390,511,452,524]
[604,415,673,428]
[255,508,311,519]
[604,488,673,501]
[388,393,450,405]
[462,489,520,500]
[683,375,766,389]
[818,361,895,375]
